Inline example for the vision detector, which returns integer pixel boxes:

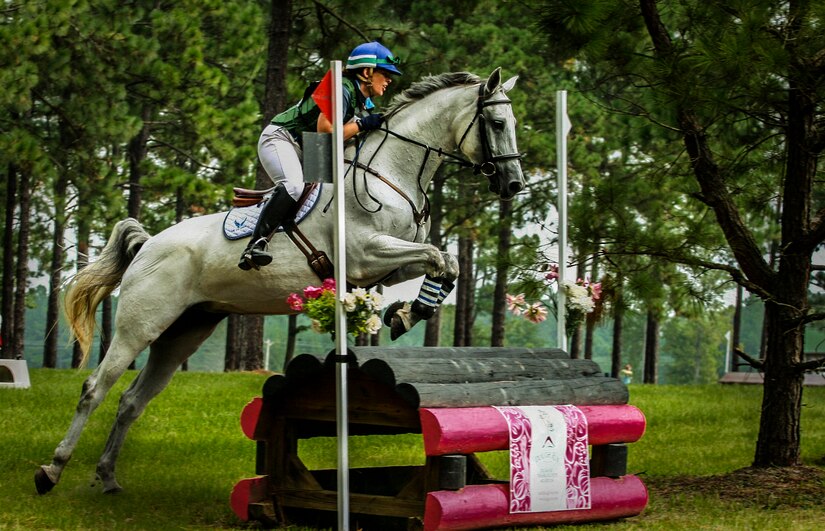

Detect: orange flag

[311,69,333,122]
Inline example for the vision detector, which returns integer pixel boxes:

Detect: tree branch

[734,347,764,370]
[799,311,825,326]
[797,356,825,372]
[637,0,776,292]
[602,247,772,300]
[312,0,370,42]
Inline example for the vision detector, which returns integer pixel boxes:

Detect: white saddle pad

[223,184,322,240]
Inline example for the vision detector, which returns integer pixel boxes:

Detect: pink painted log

[230,476,268,521]
[240,397,263,440]
[419,405,645,456]
[424,475,648,531]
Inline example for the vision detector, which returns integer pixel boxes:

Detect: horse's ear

[502,75,518,93]
[485,67,502,96]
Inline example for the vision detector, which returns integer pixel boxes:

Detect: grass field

[1,369,823,530]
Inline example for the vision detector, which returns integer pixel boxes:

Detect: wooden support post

[590,444,628,478]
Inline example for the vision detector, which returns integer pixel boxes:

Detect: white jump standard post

[330,60,351,531]
[556,90,571,351]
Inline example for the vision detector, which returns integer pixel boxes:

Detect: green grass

[1,370,823,530]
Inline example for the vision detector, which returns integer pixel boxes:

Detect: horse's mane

[384,72,482,117]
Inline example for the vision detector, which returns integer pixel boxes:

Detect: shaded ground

[644,465,825,509]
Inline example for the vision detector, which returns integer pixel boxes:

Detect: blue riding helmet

[346,41,402,75]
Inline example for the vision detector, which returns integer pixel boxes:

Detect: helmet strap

[356,67,373,85]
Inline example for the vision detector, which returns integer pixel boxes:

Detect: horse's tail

[64,218,151,367]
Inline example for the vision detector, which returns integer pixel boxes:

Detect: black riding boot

[238,183,298,271]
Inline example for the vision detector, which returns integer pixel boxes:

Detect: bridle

[341,80,524,231]
[456,82,525,178]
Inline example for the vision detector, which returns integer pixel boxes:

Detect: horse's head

[457,68,525,200]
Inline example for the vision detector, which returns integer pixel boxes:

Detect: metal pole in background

[556,90,571,351]
[330,60,350,531]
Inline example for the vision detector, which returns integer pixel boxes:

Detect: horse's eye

[492,119,505,129]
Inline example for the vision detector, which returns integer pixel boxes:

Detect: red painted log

[240,397,263,440]
[419,405,645,456]
[230,476,268,522]
[423,475,648,531]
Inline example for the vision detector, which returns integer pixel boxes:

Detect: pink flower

[286,293,304,311]
[322,278,336,293]
[303,285,324,299]
[545,264,559,282]
[589,282,602,301]
[506,293,526,315]
[524,302,548,323]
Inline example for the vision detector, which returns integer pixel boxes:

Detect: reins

[330,80,523,233]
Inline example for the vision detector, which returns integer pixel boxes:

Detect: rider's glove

[358,113,384,132]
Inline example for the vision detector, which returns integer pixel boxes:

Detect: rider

[238,41,402,270]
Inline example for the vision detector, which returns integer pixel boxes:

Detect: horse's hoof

[103,484,123,494]
[35,466,56,495]
[390,316,408,340]
[383,301,405,327]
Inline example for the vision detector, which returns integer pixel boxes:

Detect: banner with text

[495,405,591,513]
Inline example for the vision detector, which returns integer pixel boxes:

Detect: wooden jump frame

[231,347,648,530]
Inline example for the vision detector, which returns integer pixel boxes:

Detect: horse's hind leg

[94,309,225,493]
[35,335,144,494]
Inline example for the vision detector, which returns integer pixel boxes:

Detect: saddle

[229,183,333,280]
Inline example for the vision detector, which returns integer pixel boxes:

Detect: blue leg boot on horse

[238,183,297,270]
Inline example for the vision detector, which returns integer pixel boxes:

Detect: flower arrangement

[505,293,549,323]
[286,278,383,337]
[507,265,602,334]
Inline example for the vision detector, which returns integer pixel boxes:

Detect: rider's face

[369,69,393,97]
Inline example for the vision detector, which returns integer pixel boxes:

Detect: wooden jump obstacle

[231,347,647,530]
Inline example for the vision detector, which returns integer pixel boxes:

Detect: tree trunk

[71,226,89,368]
[643,310,659,384]
[225,314,241,371]
[454,234,474,346]
[583,252,600,360]
[2,163,17,359]
[43,171,68,368]
[12,164,31,359]
[231,0,293,369]
[284,314,297,369]
[242,315,264,371]
[99,296,112,365]
[754,301,804,466]
[568,258,587,359]
[610,285,623,379]
[490,199,512,347]
[425,173,445,347]
[257,0,292,184]
[730,284,743,371]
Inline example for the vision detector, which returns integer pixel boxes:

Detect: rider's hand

[358,113,384,131]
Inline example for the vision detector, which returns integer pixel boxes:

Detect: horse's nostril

[509,181,523,194]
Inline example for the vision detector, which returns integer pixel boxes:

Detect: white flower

[369,291,384,309]
[342,293,357,312]
[310,319,324,333]
[352,287,368,302]
[365,314,382,334]
[563,281,595,313]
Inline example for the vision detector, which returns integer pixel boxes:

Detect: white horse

[35,68,524,495]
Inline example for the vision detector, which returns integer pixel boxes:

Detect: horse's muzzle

[487,164,524,200]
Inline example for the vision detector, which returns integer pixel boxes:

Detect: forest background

[2,0,824,395]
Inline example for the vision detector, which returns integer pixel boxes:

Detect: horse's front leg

[355,236,459,340]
